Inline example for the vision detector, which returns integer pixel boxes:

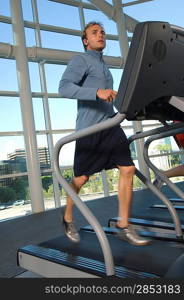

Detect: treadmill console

[114,21,184,122]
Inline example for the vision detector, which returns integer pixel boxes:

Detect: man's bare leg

[63,175,89,242]
[116,165,150,245]
[116,165,135,228]
[64,175,89,223]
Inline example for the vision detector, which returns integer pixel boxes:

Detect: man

[59,21,150,246]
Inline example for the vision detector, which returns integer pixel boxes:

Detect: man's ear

[83,38,88,46]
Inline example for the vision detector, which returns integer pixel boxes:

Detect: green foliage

[106,169,119,191]
[80,174,103,194]
[0,186,16,203]
[42,176,53,193]
[155,144,171,152]
[170,154,180,167]
[62,169,73,183]
[11,178,28,200]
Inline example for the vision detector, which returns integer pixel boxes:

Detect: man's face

[84,24,106,51]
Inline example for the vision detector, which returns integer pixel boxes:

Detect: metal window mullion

[0,42,124,68]
[31,0,61,208]
[0,15,120,41]
[113,0,129,60]
[78,0,85,30]
[0,90,60,98]
[101,170,110,197]
[49,0,98,10]
[0,172,28,180]
[10,0,44,213]
[122,0,155,7]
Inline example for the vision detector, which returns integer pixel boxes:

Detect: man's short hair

[81,21,104,50]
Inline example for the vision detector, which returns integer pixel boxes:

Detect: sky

[0,0,184,165]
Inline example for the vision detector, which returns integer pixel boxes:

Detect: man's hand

[97,89,117,102]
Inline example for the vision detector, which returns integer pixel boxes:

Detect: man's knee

[73,175,89,189]
[118,165,135,177]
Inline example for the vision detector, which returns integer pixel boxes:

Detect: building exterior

[0,147,50,188]
[8,147,50,168]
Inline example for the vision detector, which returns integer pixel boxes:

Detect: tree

[62,169,73,183]
[155,144,171,152]
[11,178,28,200]
[42,176,53,193]
[0,186,16,204]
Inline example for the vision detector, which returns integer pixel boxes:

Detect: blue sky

[0,0,183,163]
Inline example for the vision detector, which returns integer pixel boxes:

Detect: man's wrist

[96,88,100,99]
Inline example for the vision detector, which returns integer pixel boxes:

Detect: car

[0,205,6,210]
[13,200,25,206]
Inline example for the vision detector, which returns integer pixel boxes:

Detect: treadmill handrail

[128,122,184,145]
[53,112,126,276]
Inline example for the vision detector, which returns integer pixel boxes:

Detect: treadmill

[107,21,184,239]
[17,21,184,278]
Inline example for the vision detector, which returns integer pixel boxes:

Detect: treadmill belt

[39,230,184,277]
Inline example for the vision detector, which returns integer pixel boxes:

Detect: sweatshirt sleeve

[58,55,98,101]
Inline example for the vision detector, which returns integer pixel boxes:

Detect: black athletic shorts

[74,125,134,177]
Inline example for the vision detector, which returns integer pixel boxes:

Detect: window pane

[0,1,11,16]
[29,62,41,92]
[49,98,77,130]
[45,64,66,93]
[84,8,117,35]
[21,0,33,21]
[36,134,48,148]
[32,98,45,131]
[110,68,122,91]
[0,137,27,190]
[37,0,81,29]
[0,23,13,44]
[124,0,184,28]
[25,28,36,47]
[41,31,84,51]
[0,97,22,132]
[0,59,18,91]
[0,175,31,222]
[36,135,51,170]
[42,172,56,210]
[104,40,121,57]
[53,134,75,167]
[0,135,25,161]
